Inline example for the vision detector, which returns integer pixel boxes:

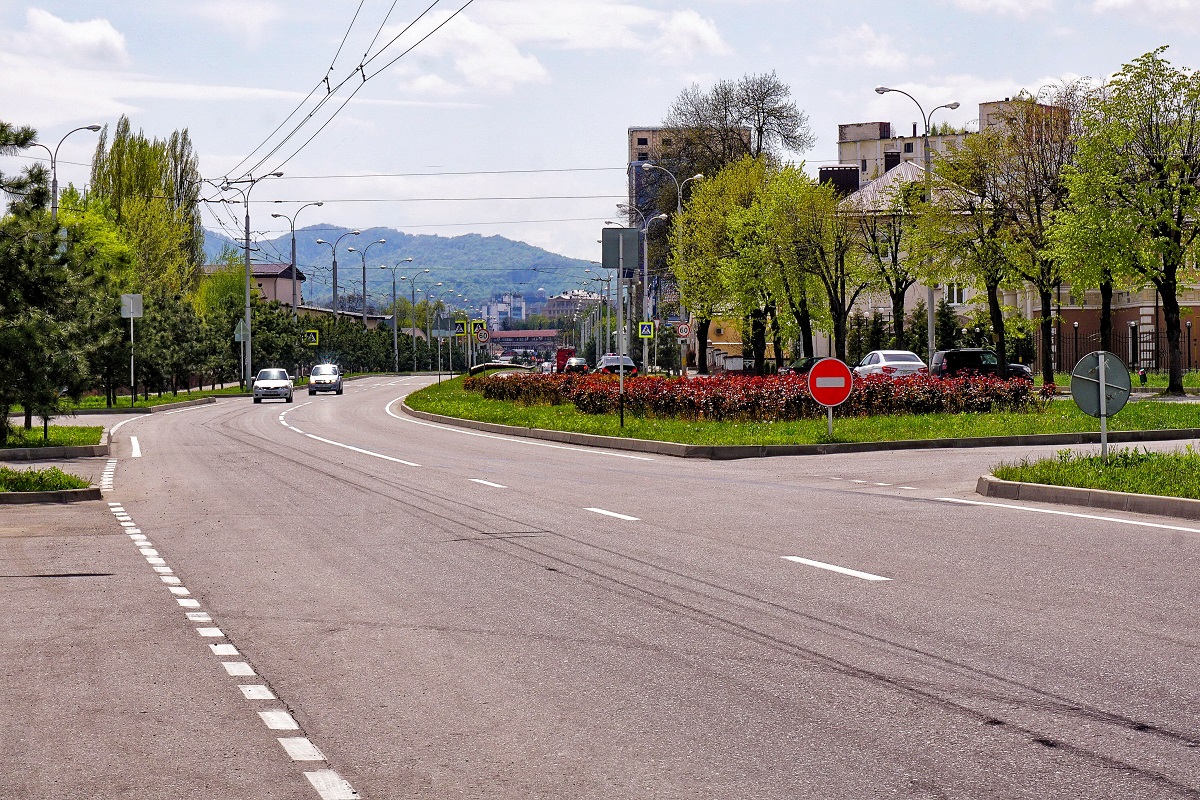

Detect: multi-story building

[544,289,604,319]
[482,292,526,330]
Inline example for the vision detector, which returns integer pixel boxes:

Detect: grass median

[3,426,105,449]
[994,446,1200,499]
[0,466,90,492]
[406,376,1200,447]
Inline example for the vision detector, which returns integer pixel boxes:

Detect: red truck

[555,347,576,373]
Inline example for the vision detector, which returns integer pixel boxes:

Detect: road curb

[0,443,109,461]
[400,403,1200,460]
[69,396,218,415]
[0,487,102,504]
[976,474,1200,521]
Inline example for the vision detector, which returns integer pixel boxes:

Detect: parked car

[563,357,590,374]
[778,356,822,376]
[540,361,554,374]
[308,363,343,395]
[595,353,638,376]
[930,349,1033,380]
[852,350,928,378]
[252,368,293,403]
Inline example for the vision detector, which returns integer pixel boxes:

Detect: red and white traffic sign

[475,328,490,343]
[675,322,692,338]
[807,357,853,407]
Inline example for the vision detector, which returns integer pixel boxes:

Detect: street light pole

[399,269,431,373]
[379,259,414,373]
[347,238,387,325]
[314,229,362,319]
[222,171,283,387]
[31,125,102,224]
[609,212,668,371]
[271,201,323,319]
[875,87,959,366]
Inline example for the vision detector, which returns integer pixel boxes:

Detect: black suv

[930,349,1032,380]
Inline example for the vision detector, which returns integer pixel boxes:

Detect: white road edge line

[301,432,420,467]
[385,397,655,461]
[470,479,507,489]
[781,556,892,581]
[936,496,1200,534]
[130,436,141,458]
[585,507,640,521]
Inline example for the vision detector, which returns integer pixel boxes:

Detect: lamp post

[314,229,361,319]
[30,124,102,223]
[430,286,456,380]
[1129,320,1138,369]
[347,238,387,325]
[874,86,960,367]
[425,283,444,370]
[221,171,283,387]
[271,201,323,319]
[399,269,431,373]
[1073,321,1079,366]
[609,211,668,370]
[584,268,614,362]
[1188,319,1193,371]
[380,258,414,373]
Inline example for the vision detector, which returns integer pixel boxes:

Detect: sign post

[807,357,854,438]
[120,294,143,407]
[1070,351,1131,462]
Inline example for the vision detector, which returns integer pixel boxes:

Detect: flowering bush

[462,372,1047,421]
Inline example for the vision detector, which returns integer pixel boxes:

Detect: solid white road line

[305,770,360,800]
[239,685,276,700]
[937,496,1200,534]
[130,436,141,458]
[584,507,640,521]
[470,479,507,489]
[385,397,655,461]
[258,710,299,730]
[301,432,421,467]
[781,556,893,582]
[278,737,325,761]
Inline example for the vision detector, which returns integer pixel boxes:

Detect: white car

[252,368,293,403]
[853,350,928,378]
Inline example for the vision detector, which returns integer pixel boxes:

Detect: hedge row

[462,373,1053,422]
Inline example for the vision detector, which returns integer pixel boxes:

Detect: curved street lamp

[379,258,414,373]
[314,229,361,318]
[347,238,387,325]
[874,86,959,365]
[271,201,323,318]
[609,210,669,370]
[399,269,432,373]
[221,171,283,386]
[30,124,102,223]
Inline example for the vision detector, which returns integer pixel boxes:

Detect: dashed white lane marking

[470,479,507,489]
[130,436,141,458]
[197,627,224,637]
[305,769,360,800]
[781,556,893,582]
[168,586,191,596]
[146,556,166,566]
[849,479,868,484]
[899,486,919,490]
[385,397,656,462]
[259,710,300,730]
[186,612,211,622]
[584,507,640,521]
[210,644,239,656]
[177,598,201,608]
[222,662,256,676]
[937,497,1200,534]
[161,575,182,585]
[279,737,326,761]
[240,685,276,700]
[875,482,892,487]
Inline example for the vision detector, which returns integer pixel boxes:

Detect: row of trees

[659,50,1200,392]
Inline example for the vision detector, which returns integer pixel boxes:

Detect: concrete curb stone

[975,474,1200,521]
[0,487,102,504]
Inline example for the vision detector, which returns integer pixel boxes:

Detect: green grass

[1039,370,1200,390]
[0,466,90,492]
[3,426,105,449]
[994,446,1200,499]
[406,378,1200,446]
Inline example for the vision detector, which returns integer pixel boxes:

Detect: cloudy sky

[2,0,1198,260]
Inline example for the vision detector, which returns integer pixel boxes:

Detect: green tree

[1066,47,1200,393]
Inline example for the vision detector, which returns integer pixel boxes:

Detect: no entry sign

[807,358,853,407]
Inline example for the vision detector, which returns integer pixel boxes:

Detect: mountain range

[203,226,596,310]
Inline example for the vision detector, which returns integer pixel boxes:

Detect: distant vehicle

[852,350,927,378]
[930,349,1033,380]
[555,347,576,373]
[563,357,589,374]
[253,368,293,403]
[540,361,554,374]
[595,353,637,376]
[778,356,822,376]
[308,363,343,395]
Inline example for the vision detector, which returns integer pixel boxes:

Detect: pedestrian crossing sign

[454,320,466,337]
[638,321,655,339]
[304,329,319,347]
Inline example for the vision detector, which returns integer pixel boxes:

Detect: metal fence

[1028,328,1200,374]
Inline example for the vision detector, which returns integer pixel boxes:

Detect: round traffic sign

[475,328,490,343]
[676,322,692,338]
[1070,351,1130,418]
[807,358,853,407]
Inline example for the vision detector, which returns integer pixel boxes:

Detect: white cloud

[1093,0,1193,9]
[185,1,285,45]
[949,0,1055,17]
[807,24,931,70]
[4,8,130,67]
[1091,0,1198,31]
[653,10,732,64]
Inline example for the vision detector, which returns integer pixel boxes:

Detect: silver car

[308,363,343,395]
[253,368,293,403]
[853,350,928,378]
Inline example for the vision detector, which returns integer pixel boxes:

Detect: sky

[2,0,1199,263]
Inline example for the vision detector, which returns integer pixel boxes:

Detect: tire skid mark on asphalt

[104,499,362,800]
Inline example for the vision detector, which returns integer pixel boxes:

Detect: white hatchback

[853,350,928,378]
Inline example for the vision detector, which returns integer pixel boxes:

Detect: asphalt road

[3,376,1198,799]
